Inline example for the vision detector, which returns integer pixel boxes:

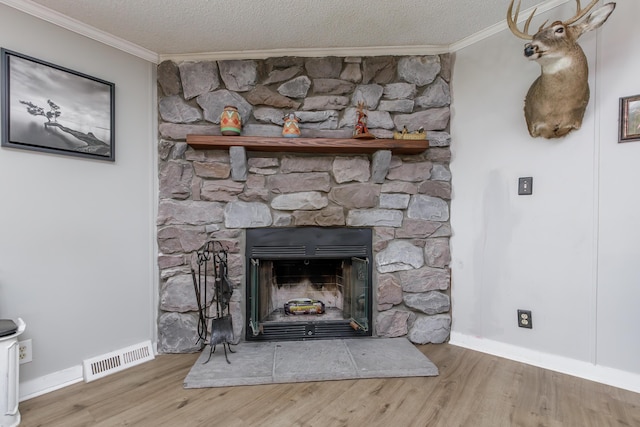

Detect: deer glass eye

[555,27,564,34]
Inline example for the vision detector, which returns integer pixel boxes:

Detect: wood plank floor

[18,344,640,427]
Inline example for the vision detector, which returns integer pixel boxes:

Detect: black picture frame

[619,94,640,143]
[1,48,115,161]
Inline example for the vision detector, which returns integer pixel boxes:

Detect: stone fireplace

[156,54,452,353]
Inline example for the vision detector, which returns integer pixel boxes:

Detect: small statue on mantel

[353,102,375,139]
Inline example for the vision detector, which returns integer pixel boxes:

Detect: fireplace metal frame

[245,227,373,341]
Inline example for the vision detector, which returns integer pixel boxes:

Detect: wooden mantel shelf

[186,135,429,154]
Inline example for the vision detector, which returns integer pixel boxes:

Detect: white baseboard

[449,332,640,394]
[19,335,639,400]
[18,340,157,401]
[19,365,83,401]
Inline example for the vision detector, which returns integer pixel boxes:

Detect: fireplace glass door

[349,257,369,332]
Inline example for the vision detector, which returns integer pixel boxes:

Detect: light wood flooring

[18,343,640,426]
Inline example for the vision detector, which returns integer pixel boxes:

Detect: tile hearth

[183,338,438,388]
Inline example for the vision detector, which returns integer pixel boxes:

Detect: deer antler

[563,0,600,25]
[507,0,536,41]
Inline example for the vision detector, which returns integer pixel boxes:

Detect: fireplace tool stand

[191,240,235,364]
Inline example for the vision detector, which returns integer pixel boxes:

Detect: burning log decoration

[284,298,325,315]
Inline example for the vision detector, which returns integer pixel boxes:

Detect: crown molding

[158,44,450,63]
[1,0,159,63]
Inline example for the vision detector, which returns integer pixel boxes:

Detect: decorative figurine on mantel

[282,112,301,138]
[220,105,242,135]
[353,102,375,139]
[393,126,427,140]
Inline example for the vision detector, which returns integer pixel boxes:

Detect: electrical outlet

[517,310,532,329]
[18,339,33,364]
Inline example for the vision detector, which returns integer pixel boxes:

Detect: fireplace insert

[245,227,372,341]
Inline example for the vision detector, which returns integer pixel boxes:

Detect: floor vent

[82,340,154,382]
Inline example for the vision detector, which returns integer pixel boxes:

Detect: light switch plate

[518,177,533,195]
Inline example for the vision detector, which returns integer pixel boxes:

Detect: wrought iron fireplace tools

[191,240,235,363]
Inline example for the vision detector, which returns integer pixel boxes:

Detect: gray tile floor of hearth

[183,337,438,388]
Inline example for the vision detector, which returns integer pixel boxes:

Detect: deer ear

[575,2,616,36]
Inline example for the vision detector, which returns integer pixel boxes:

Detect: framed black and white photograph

[1,48,115,161]
[619,94,640,143]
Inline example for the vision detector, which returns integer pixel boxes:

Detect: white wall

[2,0,638,398]
[0,4,157,397]
[594,0,640,377]
[450,1,640,392]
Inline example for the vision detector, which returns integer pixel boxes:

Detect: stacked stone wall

[156,55,453,353]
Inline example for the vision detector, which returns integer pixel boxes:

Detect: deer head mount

[507,0,615,139]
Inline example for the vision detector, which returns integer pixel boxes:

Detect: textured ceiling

[13,0,558,59]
